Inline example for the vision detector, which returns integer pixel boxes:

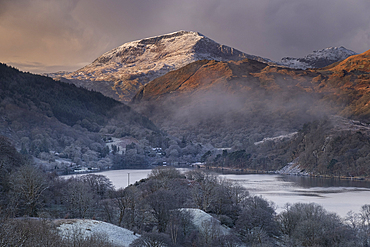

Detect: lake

[62,169,153,188]
[63,169,370,217]
[219,173,370,217]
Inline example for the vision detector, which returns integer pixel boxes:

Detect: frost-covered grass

[56,219,139,247]
[180,208,230,235]
[55,210,228,246]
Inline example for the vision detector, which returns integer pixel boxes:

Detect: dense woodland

[1,139,370,246]
[0,64,215,172]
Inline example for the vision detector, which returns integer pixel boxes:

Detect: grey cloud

[264,0,370,58]
[0,0,110,72]
[1,0,370,73]
[8,61,85,74]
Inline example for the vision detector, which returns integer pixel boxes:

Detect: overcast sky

[1,0,370,73]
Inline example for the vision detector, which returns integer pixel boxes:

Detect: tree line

[2,138,370,246]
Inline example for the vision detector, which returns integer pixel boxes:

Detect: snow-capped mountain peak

[91,30,270,66]
[61,30,271,102]
[279,46,357,69]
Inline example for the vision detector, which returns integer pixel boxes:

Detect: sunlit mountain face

[54,31,271,102]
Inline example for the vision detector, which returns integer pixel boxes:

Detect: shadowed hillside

[0,63,162,172]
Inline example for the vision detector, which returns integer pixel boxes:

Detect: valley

[3,31,370,178]
[2,30,370,246]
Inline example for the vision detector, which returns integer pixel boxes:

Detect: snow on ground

[278,46,357,69]
[303,46,356,62]
[55,219,139,247]
[277,160,309,176]
[180,208,230,235]
[254,132,298,146]
[55,210,228,246]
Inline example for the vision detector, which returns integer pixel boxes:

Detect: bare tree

[0,218,62,247]
[277,203,356,246]
[148,166,183,181]
[114,186,142,228]
[191,173,218,211]
[211,234,243,247]
[197,218,222,247]
[9,165,48,216]
[62,178,95,218]
[80,174,114,198]
[359,204,370,246]
[147,189,177,232]
[166,210,195,246]
[0,136,26,211]
[235,196,278,245]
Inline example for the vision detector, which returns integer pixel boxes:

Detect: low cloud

[139,76,333,143]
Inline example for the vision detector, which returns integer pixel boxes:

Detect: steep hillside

[58,31,271,102]
[311,49,370,120]
[132,58,327,146]
[324,49,370,72]
[0,63,161,171]
[133,58,320,103]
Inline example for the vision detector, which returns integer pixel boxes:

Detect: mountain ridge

[60,30,271,102]
[52,31,358,103]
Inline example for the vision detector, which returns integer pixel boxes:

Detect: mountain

[278,46,357,70]
[55,31,355,103]
[58,31,272,102]
[132,49,370,176]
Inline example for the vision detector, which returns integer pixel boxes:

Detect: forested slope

[0,63,162,171]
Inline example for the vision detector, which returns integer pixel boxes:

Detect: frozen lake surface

[62,169,153,188]
[63,169,370,217]
[220,173,370,217]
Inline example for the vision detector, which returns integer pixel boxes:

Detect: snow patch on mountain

[254,132,298,146]
[278,46,357,70]
[277,160,310,176]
